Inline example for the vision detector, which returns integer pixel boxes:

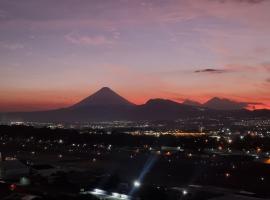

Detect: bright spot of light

[92,188,106,195]
[112,192,120,197]
[264,159,270,164]
[134,180,141,188]
[182,189,188,195]
[120,194,129,199]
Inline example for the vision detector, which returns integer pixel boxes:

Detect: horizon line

[0,87,268,113]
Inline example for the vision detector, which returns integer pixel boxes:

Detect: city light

[182,189,188,196]
[120,194,129,199]
[112,192,120,197]
[92,188,106,195]
[133,180,141,188]
[112,192,129,199]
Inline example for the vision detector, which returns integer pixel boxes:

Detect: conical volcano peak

[98,87,113,92]
[92,87,127,99]
[71,87,134,108]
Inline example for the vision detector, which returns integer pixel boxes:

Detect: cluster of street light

[81,180,141,200]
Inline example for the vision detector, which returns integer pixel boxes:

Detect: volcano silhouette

[1,87,269,122]
[71,87,134,108]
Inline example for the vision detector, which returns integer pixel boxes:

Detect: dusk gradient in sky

[0,0,270,111]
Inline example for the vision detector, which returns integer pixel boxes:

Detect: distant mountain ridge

[203,97,248,110]
[182,99,202,107]
[1,87,269,122]
[183,97,249,110]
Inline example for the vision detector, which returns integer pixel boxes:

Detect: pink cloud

[223,63,270,72]
[194,68,231,74]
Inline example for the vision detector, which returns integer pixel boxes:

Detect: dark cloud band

[194,68,229,74]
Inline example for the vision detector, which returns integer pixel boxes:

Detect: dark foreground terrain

[1,125,270,200]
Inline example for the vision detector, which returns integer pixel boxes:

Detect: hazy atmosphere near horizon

[1,0,270,111]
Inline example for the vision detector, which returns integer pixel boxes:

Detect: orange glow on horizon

[0,90,269,112]
[1,0,270,113]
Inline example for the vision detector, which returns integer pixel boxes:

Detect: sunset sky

[1,0,270,112]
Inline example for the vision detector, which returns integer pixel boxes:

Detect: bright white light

[111,193,129,199]
[120,194,129,199]
[112,192,120,197]
[92,188,106,195]
[133,180,141,188]
[182,189,188,195]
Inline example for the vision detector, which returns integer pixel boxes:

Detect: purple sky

[0,0,270,111]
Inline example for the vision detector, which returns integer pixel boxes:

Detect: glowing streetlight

[182,189,188,196]
[133,180,141,188]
